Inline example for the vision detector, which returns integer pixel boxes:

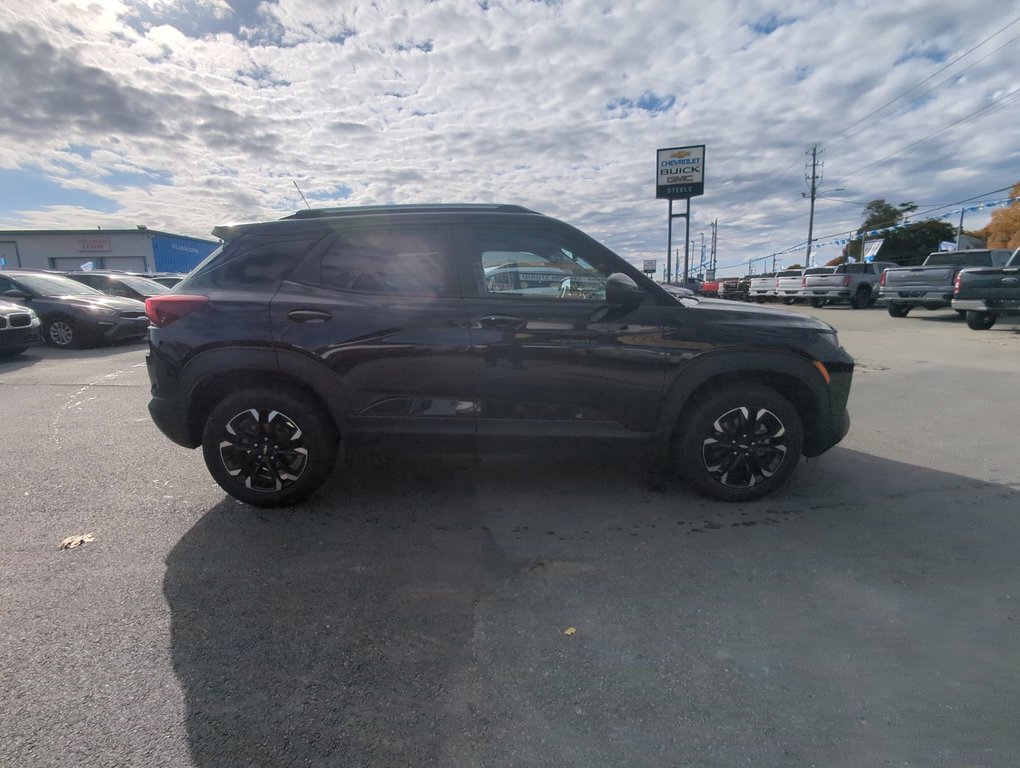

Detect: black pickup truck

[878,249,1013,318]
[952,247,1020,330]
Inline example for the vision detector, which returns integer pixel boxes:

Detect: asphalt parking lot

[1,305,1018,768]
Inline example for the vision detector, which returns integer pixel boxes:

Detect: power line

[832,87,1020,186]
[827,15,1020,148]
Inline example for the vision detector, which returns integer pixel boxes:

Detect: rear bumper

[146,351,197,448]
[878,289,953,306]
[951,298,988,311]
[800,289,851,299]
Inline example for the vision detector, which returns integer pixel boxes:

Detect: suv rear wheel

[675,384,804,502]
[965,310,996,330]
[201,388,339,507]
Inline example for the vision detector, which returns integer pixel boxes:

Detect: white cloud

[1,0,1018,274]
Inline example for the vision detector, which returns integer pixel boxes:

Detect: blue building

[0,227,219,274]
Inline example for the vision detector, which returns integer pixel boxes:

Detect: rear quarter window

[183,234,319,290]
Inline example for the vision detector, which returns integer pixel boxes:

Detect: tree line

[820,181,1020,267]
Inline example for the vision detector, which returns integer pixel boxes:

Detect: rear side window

[313,227,458,297]
[184,234,318,290]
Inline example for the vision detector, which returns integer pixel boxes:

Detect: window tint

[467,228,609,300]
[316,227,456,296]
[185,234,317,290]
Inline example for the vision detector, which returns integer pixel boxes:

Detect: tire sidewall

[201,388,338,507]
[675,384,804,502]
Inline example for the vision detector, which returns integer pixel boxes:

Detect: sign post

[656,145,705,284]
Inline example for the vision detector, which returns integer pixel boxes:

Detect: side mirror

[605,272,645,308]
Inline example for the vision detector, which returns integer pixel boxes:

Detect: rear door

[273,222,476,447]
[456,222,668,451]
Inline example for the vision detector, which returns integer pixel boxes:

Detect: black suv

[145,205,853,506]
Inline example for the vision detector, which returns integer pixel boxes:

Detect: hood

[677,296,835,331]
[57,294,146,311]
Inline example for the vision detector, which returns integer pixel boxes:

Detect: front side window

[467,228,609,301]
[316,227,457,297]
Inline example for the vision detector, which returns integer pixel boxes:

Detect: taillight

[954,272,962,294]
[843,275,851,287]
[879,270,887,287]
[801,276,807,288]
[145,295,209,327]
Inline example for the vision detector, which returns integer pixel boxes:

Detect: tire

[783,297,796,305]
[43,316,82,348]
[674,384,804,502]
[851,286,872,310]
[887,304,910,318]
[754,296,766,304]
[810,298,827,308]
[965,310,996,331]
[201,388,339,507]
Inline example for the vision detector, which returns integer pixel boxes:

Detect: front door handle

[287,309,333,323]
[479,315,523,329]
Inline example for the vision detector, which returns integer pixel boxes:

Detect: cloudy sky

[2,0,1019,277]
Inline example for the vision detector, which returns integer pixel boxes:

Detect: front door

[456,224,668,451]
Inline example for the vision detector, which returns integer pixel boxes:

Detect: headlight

[84,305,117,316]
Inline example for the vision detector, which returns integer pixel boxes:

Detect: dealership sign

[656,145,705,199]
[642,259,657,274]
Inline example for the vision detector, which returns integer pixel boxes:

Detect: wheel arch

[654,351,830,460]
[178,347,347,447]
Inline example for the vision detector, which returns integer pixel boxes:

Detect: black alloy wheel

[202,388,338,507]
[675,384,804,502]
[965,310,996,331]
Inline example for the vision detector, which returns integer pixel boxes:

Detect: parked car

[146,274,187,288]
[799,263,895,309]
[0,270,149,348]
[775,269,805,304]
[0,300,41,360]
[63,270,170,301]
[718,276,748,302]
[879,249,1013,317]
[952,247,1020,330]
[748,273,776,302]
[145,204,854,507]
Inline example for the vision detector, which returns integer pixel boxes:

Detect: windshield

[925,252,996,267]
[12,273,105,297]
[117,275,169,296]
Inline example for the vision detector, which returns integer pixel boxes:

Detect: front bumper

[0,325,41,350]
[95,316,150,341]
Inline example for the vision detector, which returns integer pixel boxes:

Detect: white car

[0,299,41,360]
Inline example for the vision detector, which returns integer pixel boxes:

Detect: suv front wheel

[201,388,339,507]
[675,384,804,502]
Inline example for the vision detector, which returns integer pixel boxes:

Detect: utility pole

[710,219,718,276]
[804,144,822,265]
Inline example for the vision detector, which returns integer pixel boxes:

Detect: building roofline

[0,228,219,243]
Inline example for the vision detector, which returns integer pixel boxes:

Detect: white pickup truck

[799,261,898,309]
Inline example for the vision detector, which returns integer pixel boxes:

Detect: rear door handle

[479,315,523,329]
[287,309,333,323]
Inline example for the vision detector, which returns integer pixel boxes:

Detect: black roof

[281,203,536,220]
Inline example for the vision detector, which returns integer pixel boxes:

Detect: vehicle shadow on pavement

[164,449,1020,768]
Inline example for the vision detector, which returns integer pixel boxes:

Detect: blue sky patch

[0,168,118,215]
[749,14,797,35]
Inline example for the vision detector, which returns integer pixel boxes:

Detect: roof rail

[281,203,537,220]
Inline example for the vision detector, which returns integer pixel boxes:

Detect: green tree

[838,199,949,266]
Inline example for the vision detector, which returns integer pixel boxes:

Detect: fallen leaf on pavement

[59,534,95,550]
